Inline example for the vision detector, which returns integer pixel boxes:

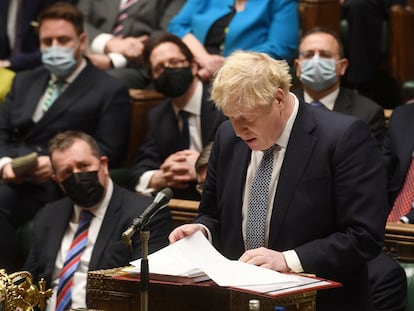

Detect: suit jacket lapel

[269,103,317,240]
[228,139,251,252]
[333,88,353,115]
[200,84,223,146]
[89,185,122,270]
[46,200,73,276]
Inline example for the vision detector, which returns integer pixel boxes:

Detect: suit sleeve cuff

[283,250,304,273]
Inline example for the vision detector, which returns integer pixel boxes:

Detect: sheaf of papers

[130,230,329,293]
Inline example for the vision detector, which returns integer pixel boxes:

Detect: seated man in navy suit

[170,51,390,311]
[129,33,226,200]
[24,130,172,311]
[0,2,130,272]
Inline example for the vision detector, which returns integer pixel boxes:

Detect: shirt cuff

[90,33,114,54]
[135,170,157,196]
[197,223,212,242]
[0,157,12,178]
[283,250,304,273]
[107,52,127,68]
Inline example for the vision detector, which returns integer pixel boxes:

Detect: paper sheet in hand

[130,231,334,294]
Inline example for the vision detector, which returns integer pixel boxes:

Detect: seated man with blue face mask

[293,27,386,144]
[0,2,131,272]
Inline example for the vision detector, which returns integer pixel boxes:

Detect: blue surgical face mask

[299,55,338,91]
[42,45,77,77]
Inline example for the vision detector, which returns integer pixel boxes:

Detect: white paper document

[129,231,332,294]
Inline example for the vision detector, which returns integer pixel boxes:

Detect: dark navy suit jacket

[197,100,388,311]
[0,61,130,167]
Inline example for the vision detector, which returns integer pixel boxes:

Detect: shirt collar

[303,87,339,111]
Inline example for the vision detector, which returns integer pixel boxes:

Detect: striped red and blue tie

[56,210,94,311]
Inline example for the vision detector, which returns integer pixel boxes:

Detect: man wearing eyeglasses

[129,33,226,200]
[294,27,386,144]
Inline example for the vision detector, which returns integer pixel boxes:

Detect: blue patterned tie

[246,145,279,250]
[56,210,94,311]
[179,110,190,150]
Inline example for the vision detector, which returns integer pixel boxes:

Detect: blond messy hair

[211,51,292,113]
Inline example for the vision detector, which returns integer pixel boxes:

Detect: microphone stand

[140,227,150,311]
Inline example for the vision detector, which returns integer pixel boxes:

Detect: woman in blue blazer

[168,0,299,80]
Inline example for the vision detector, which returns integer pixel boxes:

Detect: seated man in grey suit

[77,0,186,88]
[129,33,226,200]
[24,130,172,311]
[0,2,131,272]
[294,27,386,144]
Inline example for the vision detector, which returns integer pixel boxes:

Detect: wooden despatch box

[87,268,316,311]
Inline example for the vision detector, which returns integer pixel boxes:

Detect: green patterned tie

[43,80,65,112]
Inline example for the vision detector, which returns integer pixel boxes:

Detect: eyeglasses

[195,182,204,194]
[152,58,189,77]
[299,49,337,60]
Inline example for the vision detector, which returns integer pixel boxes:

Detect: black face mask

[153,66,194,98]
[61,171,105,208]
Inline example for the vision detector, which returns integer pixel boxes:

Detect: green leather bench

[384,222,414,311]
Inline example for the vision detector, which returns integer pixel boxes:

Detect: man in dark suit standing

[294,27,386,144]
[129,33,226,200]
[169,51,389,311]
[24,130,172,311]
[77,0,185,88]
[0,2,130,272]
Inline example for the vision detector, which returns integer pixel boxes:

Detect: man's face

[51,139,108,189]
[295,32,348,80]
[39,18,86,62]
[150,42,195,79]
[223,89,289,151]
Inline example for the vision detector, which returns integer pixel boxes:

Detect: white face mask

[299,55,338,91]
[41,45,77,77]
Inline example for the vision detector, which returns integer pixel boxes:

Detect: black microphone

[122,187,173,248]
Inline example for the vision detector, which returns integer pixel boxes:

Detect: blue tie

[246,145,279,249]
[56,210,94,311]
[309,100,327,109]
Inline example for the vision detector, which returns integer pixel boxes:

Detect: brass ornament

[0,269,52,311]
